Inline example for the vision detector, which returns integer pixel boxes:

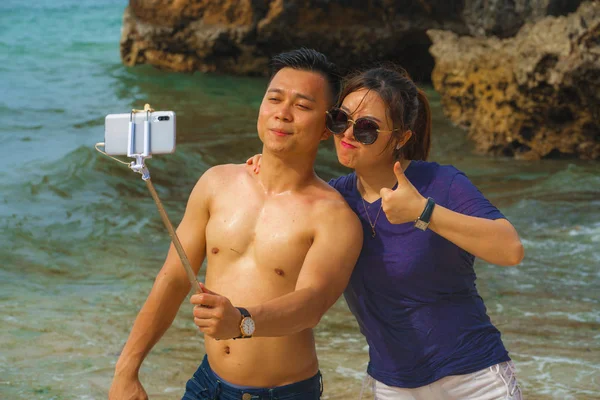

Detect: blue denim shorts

[182,355,323,400]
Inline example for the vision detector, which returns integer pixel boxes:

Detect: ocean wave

[0,0,119,13]
[72,116,105,129]
[520,164,599,197]
[0,143,214,264]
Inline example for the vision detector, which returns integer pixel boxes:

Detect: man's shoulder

[188,164,249,204]
[308,178,348,204]
[196,163,249,186]
[202,163,248,178]
[307,179,360,227]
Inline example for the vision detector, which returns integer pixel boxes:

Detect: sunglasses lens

[354,119,379,145]
[326,109,348,134]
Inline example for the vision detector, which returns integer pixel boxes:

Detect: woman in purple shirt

[250,65,524,399]
[325,66,524,399]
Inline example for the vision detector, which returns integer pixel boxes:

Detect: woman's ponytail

[402,88,431,161]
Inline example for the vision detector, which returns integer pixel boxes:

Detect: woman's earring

[395,144,401,150]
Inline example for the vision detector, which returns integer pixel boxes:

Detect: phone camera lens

[157,116,170,121]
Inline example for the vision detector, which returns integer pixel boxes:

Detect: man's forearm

[115,275,190,376]
[246,287,331,337]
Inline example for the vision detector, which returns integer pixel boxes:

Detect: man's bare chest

[205,193,315,268]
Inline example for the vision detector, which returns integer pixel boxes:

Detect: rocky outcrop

[428,2,599,160]
[462,0,583,37]
[119,0,595,160]
[120,0,581,80]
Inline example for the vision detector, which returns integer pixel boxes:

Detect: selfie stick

[96,104,202,294]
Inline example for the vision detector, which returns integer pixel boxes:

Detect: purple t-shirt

[329,161,510,388]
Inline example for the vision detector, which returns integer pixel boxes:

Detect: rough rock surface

[462,0,583,37]
[429,2,599,160]
[120,0,581,79]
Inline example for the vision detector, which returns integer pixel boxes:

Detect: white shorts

[367,361,522,400]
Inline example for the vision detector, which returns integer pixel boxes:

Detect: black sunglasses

[325,108,398,145]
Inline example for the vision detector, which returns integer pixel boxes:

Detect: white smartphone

[104,111,176,156]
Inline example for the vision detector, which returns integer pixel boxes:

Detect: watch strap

[237,307,251,318]
[414,197,436,230]
[234,307,252,340]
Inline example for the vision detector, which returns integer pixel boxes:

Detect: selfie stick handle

[144,178,203,294]
[128,104,202,294]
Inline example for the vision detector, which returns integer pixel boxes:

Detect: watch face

[241,317,255,336]
[415,220,429,231]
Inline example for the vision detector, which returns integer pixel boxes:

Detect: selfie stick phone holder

[96,104,202,294]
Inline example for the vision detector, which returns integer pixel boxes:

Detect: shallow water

[1,1,599,399]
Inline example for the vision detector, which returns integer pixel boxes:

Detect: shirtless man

[108,49,363,400]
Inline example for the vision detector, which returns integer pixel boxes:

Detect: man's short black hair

[269,48,340,106]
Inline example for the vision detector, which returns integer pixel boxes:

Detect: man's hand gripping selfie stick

[96,104,202,295]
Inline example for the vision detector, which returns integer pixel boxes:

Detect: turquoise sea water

[1,1,598,399]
